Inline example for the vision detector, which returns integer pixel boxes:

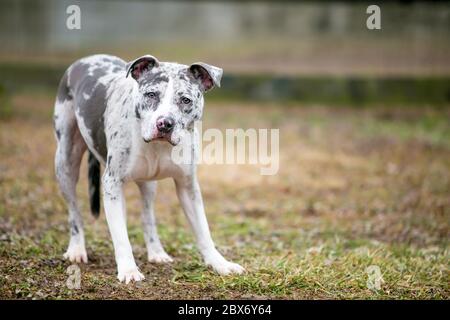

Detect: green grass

[0,94,448,299]
[1,218,447,299]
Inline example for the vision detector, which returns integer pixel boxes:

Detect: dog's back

[54,54,125,219]
[56,55,126,161]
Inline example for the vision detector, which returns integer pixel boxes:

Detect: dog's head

[126,55,222,146]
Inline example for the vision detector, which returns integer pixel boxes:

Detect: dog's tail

[88,151,101,218]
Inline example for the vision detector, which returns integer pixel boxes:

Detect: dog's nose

[156,116,175,134]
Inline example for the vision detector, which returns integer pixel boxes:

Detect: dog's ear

[189,63,223,92]
[126,55,159,80]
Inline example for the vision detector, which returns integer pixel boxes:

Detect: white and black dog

[53,54,244,283]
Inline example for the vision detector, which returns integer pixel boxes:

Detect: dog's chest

[127,143,186,181]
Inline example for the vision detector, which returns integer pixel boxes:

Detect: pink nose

[156,116,175,134]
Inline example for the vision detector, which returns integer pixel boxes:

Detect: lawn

[0,92,448,299]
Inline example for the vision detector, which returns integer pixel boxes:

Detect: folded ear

[189,62,223,92]
[126,55,159,80]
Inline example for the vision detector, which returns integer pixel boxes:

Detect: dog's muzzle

[156,116,175,134]
[143,116,178,145]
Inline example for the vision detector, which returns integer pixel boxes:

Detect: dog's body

[54,54,244,283]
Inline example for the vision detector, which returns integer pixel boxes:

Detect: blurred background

[0,0,449,299]
[0,0,449,105]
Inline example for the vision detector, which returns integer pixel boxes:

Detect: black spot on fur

[88,152,101,218]
[135,107,141,119]
[139,71,169,87]
[70,221,79,236]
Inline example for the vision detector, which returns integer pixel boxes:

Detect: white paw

[148,251,173,264]
[63,245,88,263]
[117,268,145,284]
[209,260,245,276]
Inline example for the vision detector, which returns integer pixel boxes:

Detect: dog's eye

[181,97,191,105]
[144,92,157,99]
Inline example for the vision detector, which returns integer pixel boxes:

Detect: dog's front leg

[137,181,173,263]
[175,175,245,275]
[103,171,144,283]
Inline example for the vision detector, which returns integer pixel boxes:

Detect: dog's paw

[210,260,245,276]
[63,245,88,263]
[117,268,145,284]
[148,251,173,264]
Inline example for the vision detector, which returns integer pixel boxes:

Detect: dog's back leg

[54,71,88,263]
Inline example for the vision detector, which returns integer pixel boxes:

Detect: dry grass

[0,92,449,299]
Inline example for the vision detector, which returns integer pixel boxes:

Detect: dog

[53,54,244,283]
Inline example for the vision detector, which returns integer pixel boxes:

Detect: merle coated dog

[54,54,244,283]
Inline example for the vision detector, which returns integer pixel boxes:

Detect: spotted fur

[53,54,243,283]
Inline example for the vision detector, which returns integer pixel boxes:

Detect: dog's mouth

[143,133,178,146]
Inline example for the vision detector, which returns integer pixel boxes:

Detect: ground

[0,92,449,299]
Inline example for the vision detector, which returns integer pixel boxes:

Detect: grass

[0,93,449,299]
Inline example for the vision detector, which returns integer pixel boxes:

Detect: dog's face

[126,55,222,146]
